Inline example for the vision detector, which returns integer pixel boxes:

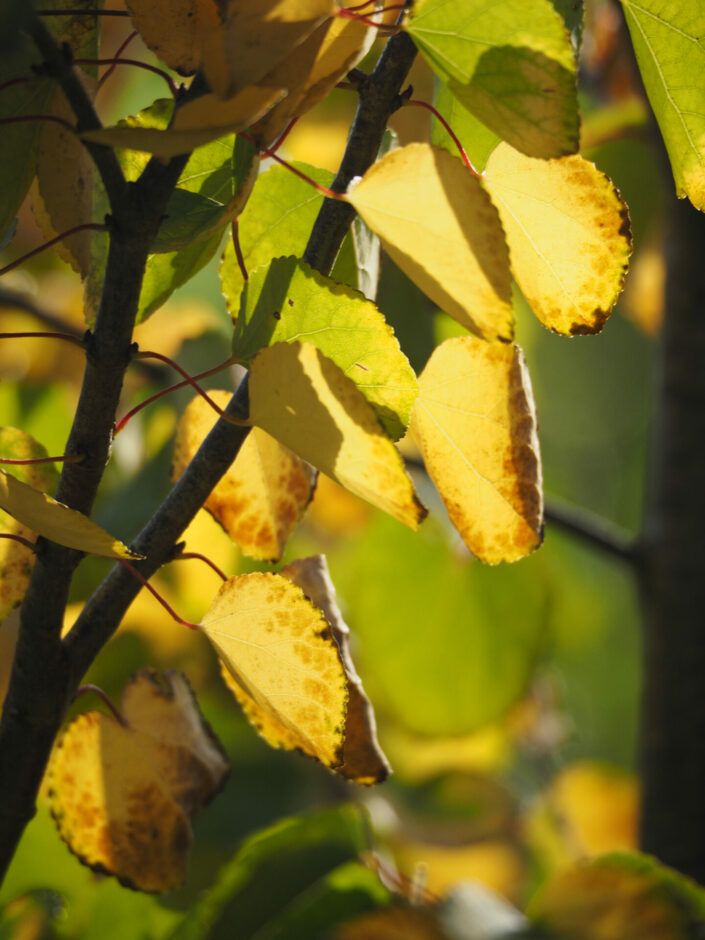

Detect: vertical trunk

[639,192,705,880]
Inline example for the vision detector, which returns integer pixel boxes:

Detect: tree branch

[544,498,639,565]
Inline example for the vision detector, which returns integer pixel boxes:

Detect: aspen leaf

[280,555,390,784]
[484,143,633,335]
[0,469,143,559]
[202,0,335,100]
[124,0,220,75]
[201,571,349,771]
[248,342,426,529]
[81,86,284,157]
[347,144,514,342]
[406,0,579,159]
[621,0,705,211]
[47,670,229,893]
[234,256,418,439]
[412,336,543,564]
[172,391,316,562]
[0,428,58,621]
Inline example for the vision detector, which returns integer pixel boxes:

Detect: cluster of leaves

[2,0,705,935]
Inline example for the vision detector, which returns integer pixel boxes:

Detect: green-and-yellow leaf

[234,256,417,439]
[484,143,632,335]
[0,469,143,559]
[412,336,543,564]
[248,342,426,529]
[347,143,513,341]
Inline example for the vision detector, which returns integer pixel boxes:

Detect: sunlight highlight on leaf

[248,342,426,529]
[47,670,229,893]
[412,336,543,564]
[124,0,220,75]
[347,144,514,342]
[172,391,317,562]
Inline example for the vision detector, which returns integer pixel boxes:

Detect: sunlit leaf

[203,0,335,99]
[248,342,426,528]
[0,428,59,621]
[47,670,229,893]
[406,0,579,158]
[621,0,705,211]
[220,163,357,307]
[281,555,390,784]
[124,0,220,75]
[172,391,316,562]
[412,336,543,564]
[347,144,514,342]
[0,469,143,559]
[201,571,349,770]
[484,143,633,335]
[530,853,705,939]
[234,256,417,439]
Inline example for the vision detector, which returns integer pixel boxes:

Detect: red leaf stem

[0,533,37,552]
[406,98,481,177]
[0,113,75,133]
[173,551,227,582]
[73,685,128,725]
[0,454,82,466]
[118,559,201,630]
[73,58,178,96]
[231,218,248,283]
[0,331,85,347]
[97,31,138,91]
[0,223,107,277]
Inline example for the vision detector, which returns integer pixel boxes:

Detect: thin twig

[544,498,639,565]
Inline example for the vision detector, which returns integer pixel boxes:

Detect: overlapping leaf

[621,0,705,211]
[412,336,543,564]
[248,342,426,529]
[220,163,357,308]
[347,144,514,342]
[483,143,632,335]
[172,390,317,562]
[0,469,142,559]
[432,83,499,173]
[406,0,579,158]
[47,670,229,892]
[0,429,58,621]
[233,256,417,438]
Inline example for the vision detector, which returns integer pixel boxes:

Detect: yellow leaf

[0,469,143,559]
[201,571,348,770]
[124,0,221,75]
[172,391,317,562]
[280,555,389,784]
[82,86,284,157]
[412,336,542,564]
[248,342,426,529]
[202,0,335,99]
[347,143,513,342]
[483,143,632,335]
[47,670,229,893]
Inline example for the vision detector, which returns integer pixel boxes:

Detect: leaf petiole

[73,685,128,726]
[118,560,201,630]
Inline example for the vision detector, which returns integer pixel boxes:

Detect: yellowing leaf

[483,143,632,335]
[0,469,143,559]
[0,428,58,621]
[201,571,348,770]
[248,342,426,529]
[81,86,284,157]
[347,144,513,342]
[280,555,390,784]
[412,336,542,564]
[203,0,335,99]
[172,391,316,562]
[47,670,229,893]
[124,0,221,75]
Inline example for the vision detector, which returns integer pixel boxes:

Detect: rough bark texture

[639,192,705,881]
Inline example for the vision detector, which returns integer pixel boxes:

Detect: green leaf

[152,189,234,253]
[620,0,705,211]
[431,83,500,173]
[220,163,358,314]
[406,0,579,158]
[170,805,373,940]
[332,514,548,736]
[234,256,417,439]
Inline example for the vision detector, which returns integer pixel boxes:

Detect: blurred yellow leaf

[47,670,229,892]
[483,143,632,335]
[412,336,542,564]
[281,555,390,783]
[201,571,349,771]
[172,390,317,562]
[0,469,143,560]
[334,906,451,939]
[0,428,58,621]
[347,144,513,341]
[203,0,335,99]
[124,0,220,74]
[249,342,426,529]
